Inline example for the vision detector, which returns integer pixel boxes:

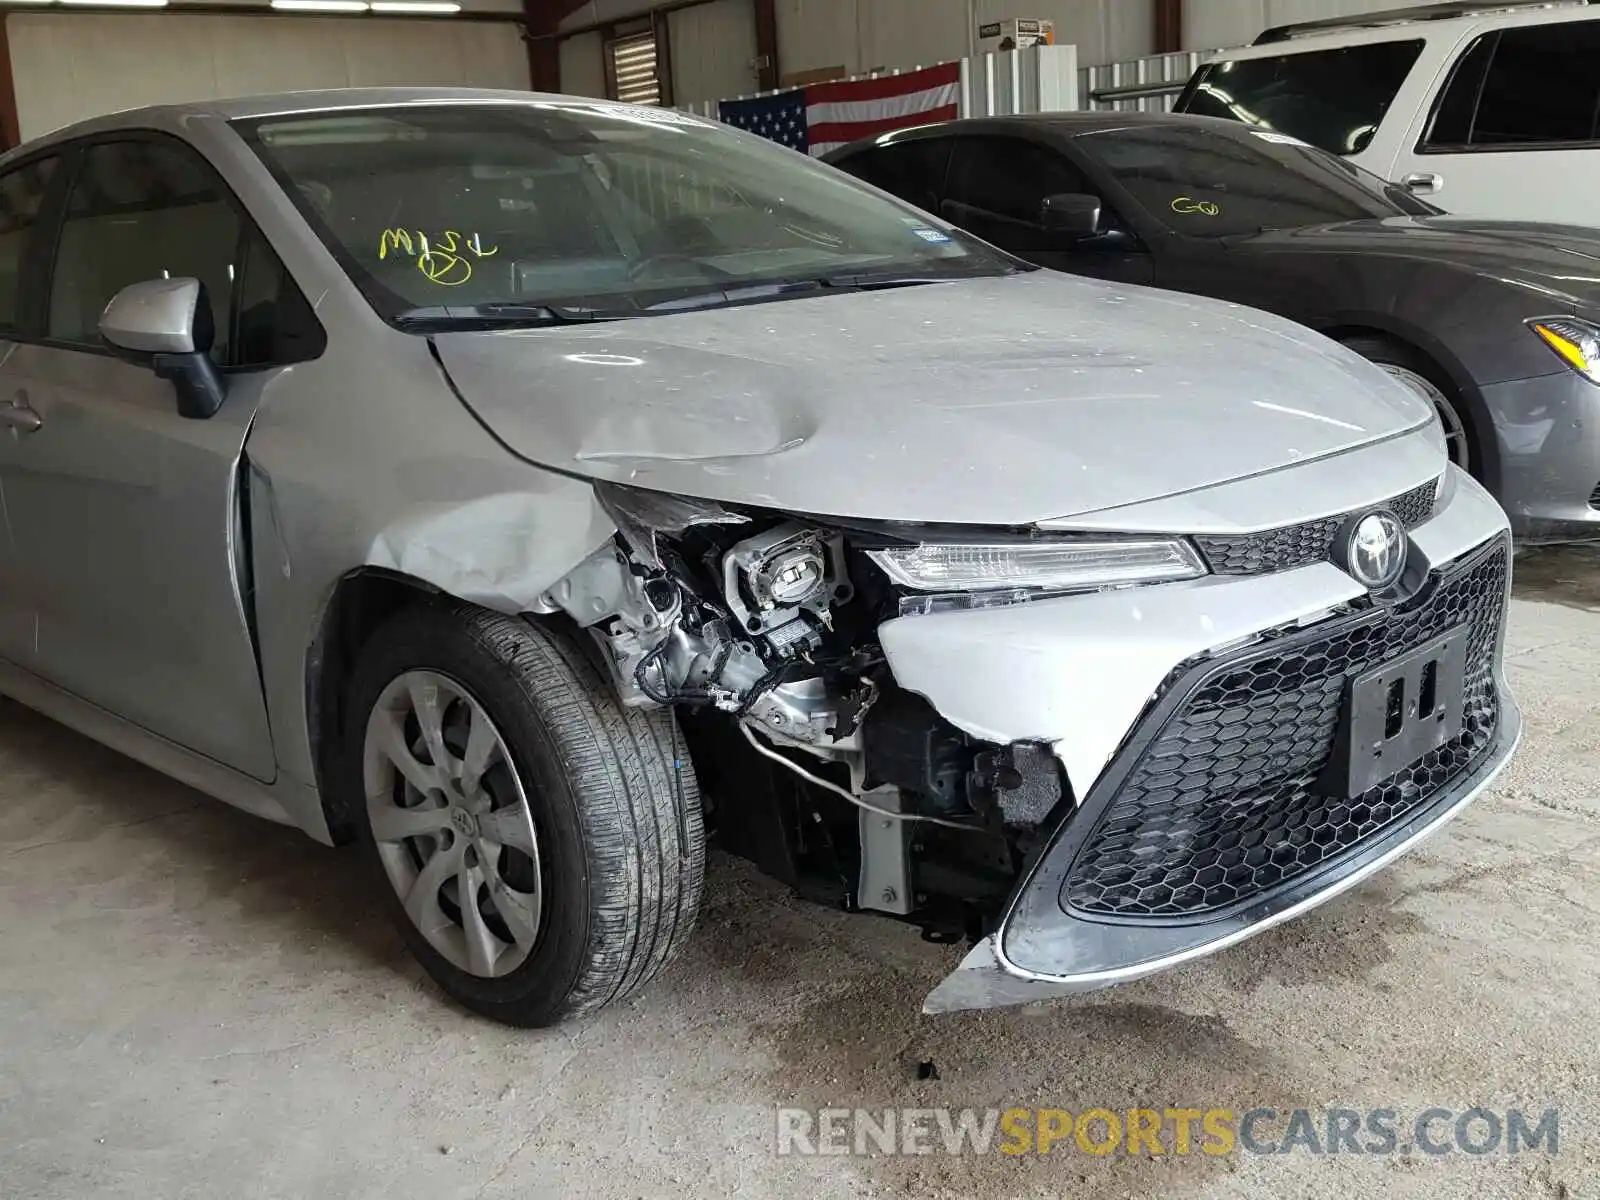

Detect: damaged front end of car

[530,481,1120,941]
[526,463,1522,1016]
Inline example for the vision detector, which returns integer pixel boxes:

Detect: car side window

[47,139,241,362]
[947,136,1088,226]
[945,136,1132,253]
[1421,34,1494,150]
[1474,22,1600,145]
[839,139,953,212]
[233,225,326,369]
[0,156,60,336]
[1439,22,1600,148]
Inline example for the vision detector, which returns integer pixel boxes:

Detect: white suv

[1175,0,1600,225]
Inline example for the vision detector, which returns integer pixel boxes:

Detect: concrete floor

[2,549,1598,1200]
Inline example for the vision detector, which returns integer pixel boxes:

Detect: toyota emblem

[1344,510,1407,591]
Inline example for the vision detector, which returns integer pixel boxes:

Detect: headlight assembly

[865,539,1207,594]
[1530,317,1600,385]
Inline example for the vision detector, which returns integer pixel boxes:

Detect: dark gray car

[826,112,1600,542]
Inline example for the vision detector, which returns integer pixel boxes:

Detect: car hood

[1235,216,1600,307]
[431,271,1431,526]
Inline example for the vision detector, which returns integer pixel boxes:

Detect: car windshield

[1177,40,1425,156]
[1076,124,1435,237]
[232,103,1016,326]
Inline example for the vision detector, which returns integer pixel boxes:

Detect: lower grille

[1062,539,1506,921]
[1590,482,1600,511]
[1196,477,1439,576]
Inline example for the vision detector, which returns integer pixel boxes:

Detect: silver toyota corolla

[0,89,1520,1026]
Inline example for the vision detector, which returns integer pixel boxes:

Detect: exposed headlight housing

[1530,317,1600,385]
[866,539,1207,594]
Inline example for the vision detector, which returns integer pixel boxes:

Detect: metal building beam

[1154,0,1182,53]
[753,0,779,91]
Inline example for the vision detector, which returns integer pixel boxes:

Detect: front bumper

[877,466,1520,1013]
[1483,371,1600,542]
[923,686,1519,1012]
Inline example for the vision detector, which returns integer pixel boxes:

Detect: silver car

[0,89,1520,1025]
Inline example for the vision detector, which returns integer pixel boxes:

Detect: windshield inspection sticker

[1251,129,1311,148]
[1171,196,1221,216]
[910,226,954,243]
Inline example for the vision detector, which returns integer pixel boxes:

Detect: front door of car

[0,153,67,665]
[0,135,302,783]
[942,135,1155,286]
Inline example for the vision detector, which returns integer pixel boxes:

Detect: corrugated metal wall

[1182,0,1415,52]
[1082,50,1203,112]
[560,0,1163,90]
[776,0,1152,77]
[555,0,1416,109]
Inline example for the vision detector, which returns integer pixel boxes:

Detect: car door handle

[0,391,41,434]
[1402,172,1443,195]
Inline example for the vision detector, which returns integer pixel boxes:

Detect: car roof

[11,88,656,155]
[825,110,1263,155]
[1205,2,1600,60]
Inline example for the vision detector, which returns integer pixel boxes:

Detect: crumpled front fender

[364,488,614,615]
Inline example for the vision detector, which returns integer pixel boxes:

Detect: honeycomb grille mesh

[1195,478,1439,576]
[1062,540,1506,921]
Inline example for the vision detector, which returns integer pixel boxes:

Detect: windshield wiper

[392,302,633,329]
[396,267,1000,327]
[639,279,829,313]
[633,268,1010,316]
[818,270,965,291]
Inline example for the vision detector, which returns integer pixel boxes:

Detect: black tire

[1341,335,1480,478]
[343,601,705,1027]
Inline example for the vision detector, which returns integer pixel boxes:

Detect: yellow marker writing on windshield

[1171,196,1221,216]
[377,228,415,258]
[377,228,500,286]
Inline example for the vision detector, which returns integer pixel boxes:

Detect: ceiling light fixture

[270,0,371,10]
[57,0,170,7]
[370,1,462,10]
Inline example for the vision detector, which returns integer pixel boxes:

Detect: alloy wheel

[362,670,543,977]
[1379,362,1471,474]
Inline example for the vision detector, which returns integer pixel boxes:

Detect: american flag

[719,62,962,157]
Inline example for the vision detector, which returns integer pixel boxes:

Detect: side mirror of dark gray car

[1039,192,1102,238]
[99,278,227,420]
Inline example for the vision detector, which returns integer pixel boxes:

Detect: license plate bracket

[1336,627,1469,799]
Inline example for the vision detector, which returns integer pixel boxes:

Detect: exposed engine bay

[530,481,1068,936]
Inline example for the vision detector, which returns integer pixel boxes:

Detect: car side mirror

[99,278,227,420]
[1039,192,1103,238]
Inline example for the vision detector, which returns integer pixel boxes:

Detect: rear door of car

[0,131,322,782]
[1390,17,1600,222]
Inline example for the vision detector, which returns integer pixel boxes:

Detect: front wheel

[344,603,704,1027]
[1343,335,1475,475]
